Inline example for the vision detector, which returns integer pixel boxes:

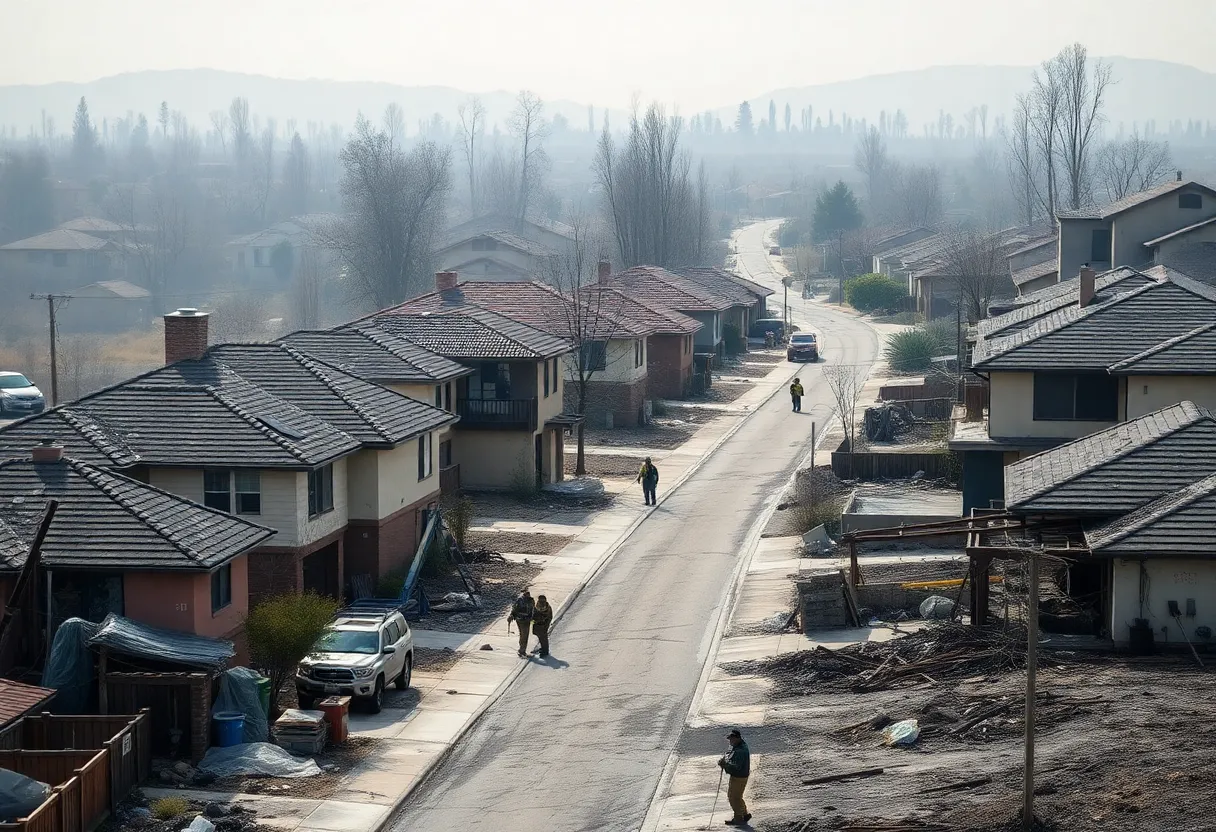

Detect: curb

[373,353,807,830]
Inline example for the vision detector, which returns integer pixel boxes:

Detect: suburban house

[867,228,936,274]
[436,230,558,281]
[998,401,1216,647]
[873,232,948,299]
[279,326,472,491]
[604,265,734,364]
[0,443,275,645]
[225,214,335,283]
[675,267,774,345]
[952,267,1216,514]
[0,228,132,289]
[1056,177,1216,283]
[1007,233,1059,297]
[379,271,658,427]
[444,213,575,253]
[60,279,151,332]
[56,216,145,242]
[360,300,578,491]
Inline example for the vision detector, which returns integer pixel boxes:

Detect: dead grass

[0,326,163,401]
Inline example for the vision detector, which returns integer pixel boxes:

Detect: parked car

[748,318,799,344]
[296,605,413,713]
[787,332,820,362]
[769,246,781,255]
[0,372,45,418]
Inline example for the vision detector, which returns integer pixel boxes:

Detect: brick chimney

[597,261,612,285]
[164,308,210,364]
[1079,265,1096,307]
[435,271,458,292]
[31,438,63,464]
[1177,170,1183,182]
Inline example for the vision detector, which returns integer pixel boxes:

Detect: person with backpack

[530,594,553,658]
[508,589,535,657]
[637,457,660,506]
[789,378,804,412]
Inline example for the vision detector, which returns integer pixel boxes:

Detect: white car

[0,372,45,418]
[296,606,413,713]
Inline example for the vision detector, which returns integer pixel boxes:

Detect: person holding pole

[718,728,752,826]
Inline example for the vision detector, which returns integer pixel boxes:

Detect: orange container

[317,695,351,744]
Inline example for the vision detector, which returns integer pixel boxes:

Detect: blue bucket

[212,711,246,748]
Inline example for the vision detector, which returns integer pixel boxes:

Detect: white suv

[296,606,413,713]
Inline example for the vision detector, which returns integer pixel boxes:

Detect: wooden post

[849,539,860,588]
[1023,552,1039,831]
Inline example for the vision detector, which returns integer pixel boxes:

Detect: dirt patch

[465,488,616,524]
[465,530,573,556]
[730,626,1214,832]
[720,357,784,378]
[414,645,463,674]
[564,453,643,478]
[418,554,545,633]
[689,380,754,404]
[206,736,384,801]
[764,465,852,538]
[653,405,730,425]
[742,349,787,364]
[585,419,700,449]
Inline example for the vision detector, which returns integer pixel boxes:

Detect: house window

[204,470,232,513]
[439,439,453,468]
[444,382,452,411]
[581,341,607,371]
[1179,193,1203,210]
[434,385,442,407]
[475,362,510,399]
[418,433,433,481]
[1032,373,1119,421]
[234,470,261,515]
[210,564,232,613]
[543,360,550,397]
[52,252,68,267]
[634,340,643,368]
[1090,229,1111,263]
[552,358,559,387]
[253,248,265,266]
[308,464,334,517]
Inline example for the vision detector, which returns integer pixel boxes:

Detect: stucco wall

[1111,187,1216,268]
[1058,218,1109,281]
[294,458,349,547]
[1008,241,1056,273]
[149,467,301,546]
[122,556,248,638]
[439,242,537,276]
[1110,558,1216,645]
[691,312,721,349]
[1126,376,1216,417]
[562,338,646,384]
[457,431,534,489]
[537,359,565,424]
[1154,223,1216,260]
[987,371,1123,439]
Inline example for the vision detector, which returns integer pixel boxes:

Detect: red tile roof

[580,286,702,335]
[605,266,735,312]
[0,678,56,727]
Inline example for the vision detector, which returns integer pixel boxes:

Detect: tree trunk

[575,382,588,476]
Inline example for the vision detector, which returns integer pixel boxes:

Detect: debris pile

[864,403,916,442]
[726,623,1038,695]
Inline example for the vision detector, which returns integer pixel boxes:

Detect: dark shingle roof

[1057,180,1216,220]
[1143,215,1216,247]
[975,267,1153,340]
[366,307,571,360]
[1159,242,1216,285]
[973,276,1216,370]
[280,327,471,384]
[1004,402,1216,515]
[1107,323,1216,375]
[579,286,702,335]
[1011,260,1058,288]
[1085,473,1216,556]
[674,267,774,303]
[439,229,555,258]
[606,266,734,312]
[204,344,456,446]
[0,455,275,571]
[0,365,358,469]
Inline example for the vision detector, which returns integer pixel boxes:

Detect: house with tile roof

[601,265,735,358]
[674,266,774,345]
[0,228,134,292]
[953,268,1216,515]
[996,402,1216,646]
[1056,176,1216,284]
[360,285,578,490]
[0,441,275,645]
[437,229,559,281]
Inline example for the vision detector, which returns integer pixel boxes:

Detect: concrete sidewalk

[155,349,805,832]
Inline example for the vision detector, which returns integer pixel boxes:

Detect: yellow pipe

[900,576,1004,590]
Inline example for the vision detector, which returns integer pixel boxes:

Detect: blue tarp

[88,614,234,672]
[41,618,100,713]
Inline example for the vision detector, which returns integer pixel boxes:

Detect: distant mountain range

[1,57,1211,138]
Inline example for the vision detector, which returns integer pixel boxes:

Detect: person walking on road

[508,589,535,657]
[530,594,553,657]
[637,457,660,506]
[789,378,804,412]
[718,728,752,826]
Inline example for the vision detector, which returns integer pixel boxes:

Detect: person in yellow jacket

[789,378,804,412]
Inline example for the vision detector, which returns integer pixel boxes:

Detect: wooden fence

[0,749,107,832]
[831,442,956,482]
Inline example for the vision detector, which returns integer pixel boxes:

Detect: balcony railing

[456,398,537,431]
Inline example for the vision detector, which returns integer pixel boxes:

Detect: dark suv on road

[786,333,819,362]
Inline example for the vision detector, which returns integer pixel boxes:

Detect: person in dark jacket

[508,589,535,657]
[789,378,804,412]
[717,728,751,826]
[530,594,553,657]
[637,457,660,506]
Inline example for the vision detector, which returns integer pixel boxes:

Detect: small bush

[922,317,960,355]
[376,570,406,597]
[884,328,940,373]
[844,273,907,313]
[443,494,474,549]
[151,797,191,820]
[246,592,340,716]
[509,450,539,500]
[722,322,745,354]
[651,398,669,417]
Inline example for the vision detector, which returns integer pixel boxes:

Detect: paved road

[388,220,879,832]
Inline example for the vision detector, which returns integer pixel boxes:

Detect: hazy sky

[5,0,1214,110]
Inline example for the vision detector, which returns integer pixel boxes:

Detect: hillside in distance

[727,57,1216,132]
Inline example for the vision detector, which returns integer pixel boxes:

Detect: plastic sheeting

[543,477,605,496]
[41,618,100,714]
[919,596,956,620]
[0,769,51,822]
[197,742,322,778]
[88,614,234,671]
[213,667,268,744]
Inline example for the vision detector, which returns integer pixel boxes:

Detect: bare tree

[1029,58,1063,221]
[1097,131,1172,201]
[316,115,452,310]
[256,122,276,224]
[853,126,888,209]
[1056,43,1112,211]
[292,246,323,329]
[282,132,311,216]
[383,103,405,148]
[229,97,252,165]
[890,163,944,227]
[209,111,229,153]
[456,96,485,213]
[824,363,866,479]
[107,178,195,318]
[1007,94,1044,227]
[942,227,1011,324]
[509,91,548,226]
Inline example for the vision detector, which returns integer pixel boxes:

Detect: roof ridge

[1107,322,1216,371]
[203,381,314,464]
[1013,402,1211,504]
[57,408,140,466]
[1090,472,1216,550]
[279,344,395,443]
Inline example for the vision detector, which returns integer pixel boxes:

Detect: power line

[29,293,71,406]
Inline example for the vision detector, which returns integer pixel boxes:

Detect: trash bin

[255,676,272,718]
[212,711,246,748]
[317,696,351,745]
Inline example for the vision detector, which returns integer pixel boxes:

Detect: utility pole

[30,293,68,406]
[1023,552,1039,831]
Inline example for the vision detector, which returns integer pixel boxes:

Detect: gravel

[418,556,545,633]
[465,530,573,556]
[584,420,700,449]
[563,453,644,478]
